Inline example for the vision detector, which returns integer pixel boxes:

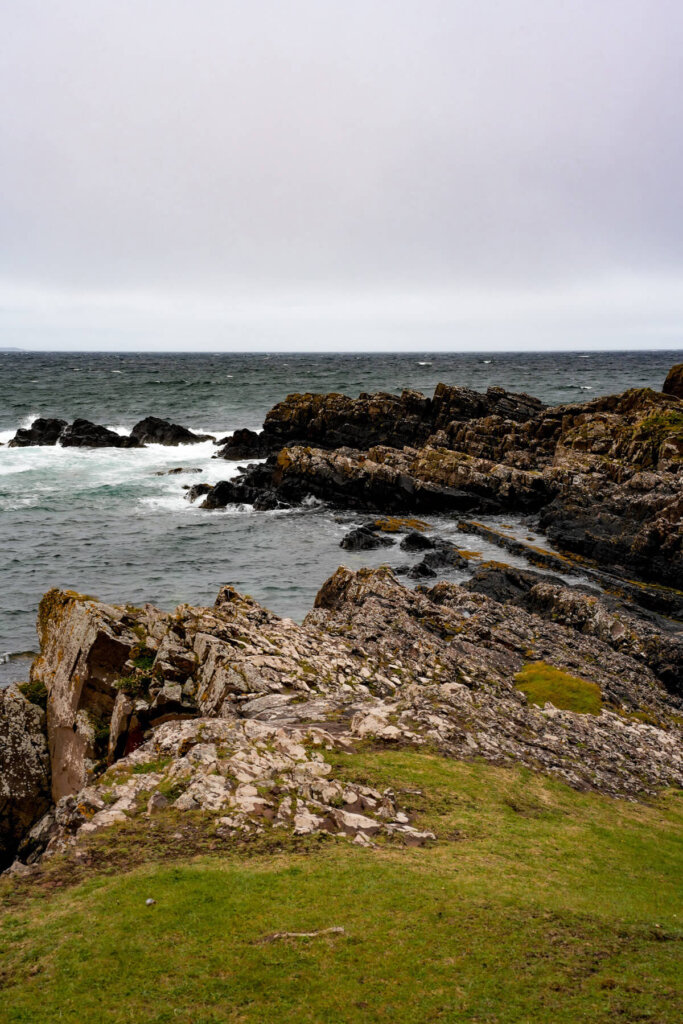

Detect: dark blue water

[1,350,679,685]
[0,350,677,435]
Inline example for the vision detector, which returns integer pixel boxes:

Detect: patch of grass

[17,680,48,711]
[515,661,603,715]
[131,758,172,775]
[131,649,156,672]
[624,709,661,727]
[115,674,150,698]
[0,754,681,1023]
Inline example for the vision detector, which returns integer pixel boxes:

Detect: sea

[1,349,679,687]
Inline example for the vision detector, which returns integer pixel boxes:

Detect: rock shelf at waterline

[194,369,683,592]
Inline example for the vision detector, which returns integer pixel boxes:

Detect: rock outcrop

[663,363,683,399]
[216,428,273,459]
[7,418,67,447]
[0,686,51,870]
[464,564,683,697]
[6,415,212,449]
[130,417,214,445]
[6,565,681,869]
[202,376,683,591]
[58,420,141,448]
[215,384,544,459]
[4,366,683,872]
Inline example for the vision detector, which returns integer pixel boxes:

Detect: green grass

[115,674,150,698]
[515,661,603,714]
[131,650,156,672]
[16,681,48,712]
[0,752,681,1024]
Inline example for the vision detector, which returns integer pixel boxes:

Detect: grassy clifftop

[1,750,681,1024]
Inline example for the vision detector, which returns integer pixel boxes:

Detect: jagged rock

[662,363,683,399]
[201,464,279,509]
[7,417,67,447]
[202,382,682,592]
[394,533,470,579]
[465,563,569,605]
[539,476,682,589]
[268,445,551,513]
[216,428,274,460]
[215,384,543,459]
[458,520,683,616]
[59,419,141,448]
[130,417,214,445]
[420,540,468,571]
[465,564,683,696]
[30,589,142,799]
[8,565,683,865]
[0,686,51,870]
[259,384,544,452]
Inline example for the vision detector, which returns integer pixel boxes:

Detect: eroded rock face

[130,417,214,446]
[30,590,142,800]
[0,686,50,870]
[540,476,682,588]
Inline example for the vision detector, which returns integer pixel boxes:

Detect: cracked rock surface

[6,560,681,870]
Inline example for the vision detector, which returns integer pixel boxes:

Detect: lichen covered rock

[0,686,50,870]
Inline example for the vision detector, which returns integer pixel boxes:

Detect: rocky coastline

[1,365,681,875]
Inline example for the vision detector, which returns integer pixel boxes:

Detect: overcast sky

[1,0,682,351]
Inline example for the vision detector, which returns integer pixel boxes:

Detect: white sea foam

[0,412,42,445]
[0,434,242,509]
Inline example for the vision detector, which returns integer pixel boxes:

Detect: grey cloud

[1,1,682,348]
